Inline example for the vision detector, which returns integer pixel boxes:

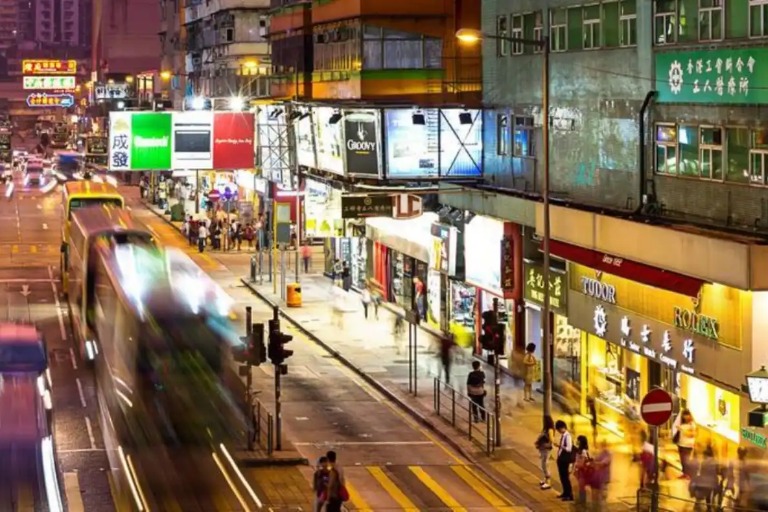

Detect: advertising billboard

[464,215,504,296]
[439,109,482,177]
[343,109,381,177]
[26,93,74,108]
[23,76,76,90]
[94,83,129,100]
[171,111,213,170]
[384,109,439,177]
[22,59,77,75]
[109,111,256,171]
[313,107,344,175]
[212,112,255,170]
[294,112,316,168]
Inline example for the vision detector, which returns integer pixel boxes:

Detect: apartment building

[35,0,79,45]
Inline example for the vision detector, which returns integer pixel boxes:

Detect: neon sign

[22,59,77,75]
[26,93,75,108]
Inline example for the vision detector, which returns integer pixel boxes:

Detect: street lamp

[229,96,245,111]
[456,28,554,423]
[191,96,206,110]
[160,71,172,81]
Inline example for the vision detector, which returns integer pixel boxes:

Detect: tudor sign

[640,388,674,426]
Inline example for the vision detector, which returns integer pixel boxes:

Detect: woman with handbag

[573,435,593,507]
[673,409,697,478]
[535,415,555,490]
[324,451,349,512]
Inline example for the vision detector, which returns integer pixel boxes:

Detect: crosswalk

[0,243,60,259]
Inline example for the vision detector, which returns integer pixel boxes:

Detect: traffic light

[491,324,505,355]
[268,318,294,370]
[480,310,497,352]
[234,323,267,366]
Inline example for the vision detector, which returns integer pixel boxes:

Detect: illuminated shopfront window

[449,281,476,349]
[679,373,740,446]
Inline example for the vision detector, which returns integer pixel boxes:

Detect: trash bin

[169,202,185,221]
[286,283,302,307]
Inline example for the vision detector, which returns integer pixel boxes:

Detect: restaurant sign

[523,261,566,312]
[340,195,393,219]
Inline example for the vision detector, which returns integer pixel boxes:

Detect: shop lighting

[412,113,425,125]
[288,111,301,121]
[299,112,311,120]
[328,112,342,124]
[192,96,206,110]
[269,108,283,119]
[459,112,473,125]
[464,211,477,224]
[116,100,125,110]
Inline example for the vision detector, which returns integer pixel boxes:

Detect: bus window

[68,198,123,219]
[0,343,46,373]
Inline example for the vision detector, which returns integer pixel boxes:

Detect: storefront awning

[548,240,706,297]
[366,213,438,263]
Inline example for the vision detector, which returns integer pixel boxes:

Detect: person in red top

[300,241,312,273]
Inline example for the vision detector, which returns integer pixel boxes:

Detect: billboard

[23,76,76,90]
[22,59,77,75]
[294,112,316,168]
[343,109,381,177]
[439,109,482,177]
[108,111,255,171]
[313,107,344,175]
[26,93,74,108]
[94,83,129,100]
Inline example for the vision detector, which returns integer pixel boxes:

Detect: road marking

[48,266,68,341]
[20,284,31,297]
[11,244,18,254]
[293,441,433,447]
[42,223,48,230]
[345,481,373,512]
[409,467,466,511]
[451,465,511,508]
[84,417,97,449]
[367,467,419,511]
[30,245,38,254]
[69,347,78,370]
[64,472,85,512]
[75,378,87,407]
[17,480,35,511]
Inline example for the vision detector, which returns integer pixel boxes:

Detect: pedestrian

[438,333,455,385]
[370,281,382,319]
[573,435,592,507]
[555,419,574,502]
[673,408,697,478]
[466,361,486,422]
[592,439,612,510]
[197,222,208,253]
[331,286,345,329]
[692,445,721,512]
[361,285,372,319]
[301,241,312,273]
[244,222,254,249]
[332,259,342,286]
[324,451,348,512]
[312,456,329,512]
[587,385,599,444]
[639,430,655,488]
[535,415,555,490]
[522,343,536,402]
[341,261,351,291]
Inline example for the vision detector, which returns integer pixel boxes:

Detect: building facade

[94,0,160,74]
[158,0,186,109]
[35,0,80,45]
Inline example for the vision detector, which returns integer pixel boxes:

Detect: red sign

[393,193,422,219]
[212,113,255,170]
[22,59,77,75]
[207,190,221,201]
[640,389,674,426]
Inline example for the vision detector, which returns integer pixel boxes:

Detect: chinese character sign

[656,48,768,104]
[22,59,77,75]
[523,262,566,312]
[23,76,76,90]
[109,112,132,170]
[26,93,74,108]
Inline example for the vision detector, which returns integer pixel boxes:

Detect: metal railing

[433,378,496,455]
[251,398,274,455]
[635,487,765,512]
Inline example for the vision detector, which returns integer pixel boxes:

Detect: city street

[126,187,534,511]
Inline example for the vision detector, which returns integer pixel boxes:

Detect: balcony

[185,0,269,25]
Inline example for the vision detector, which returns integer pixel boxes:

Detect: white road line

[68,347,78,370]
[292,441,434,446]
[84,417,96,450]
[63,472,85,512]
[0,278,56,283]
[42,223,48,230]
[48,266,68,342]
[75,378,86,408]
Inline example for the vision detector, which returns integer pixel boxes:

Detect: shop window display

[553,315,581,397]
[449,282,476,348]
[678,373,739,446]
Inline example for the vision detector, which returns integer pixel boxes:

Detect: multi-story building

[94,0,160,74]
[35,0,80,46]
[184,0,271,99]
[0,0,19,50]
[158,0,186,109]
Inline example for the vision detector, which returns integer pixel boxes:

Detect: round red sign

[207,189,220,201]
[640,388,674,426]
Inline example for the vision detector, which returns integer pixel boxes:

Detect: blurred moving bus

[60,181,124,291]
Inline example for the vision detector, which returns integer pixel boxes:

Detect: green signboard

[742,427,767,449]
[109,112,172,171]
[523,261,566,313]
[656,47,768,104]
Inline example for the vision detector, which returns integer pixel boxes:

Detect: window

[750,0,768,37]
[699,127,723,180]
[654,0,677,44]
[497,15,509,56]
[550,8,567,52]
[678,125,699,176]
[699,0,723,40]
[750,129,768,184]
[726,127,750,183]
[532,12,544,53]
[511,14,524,55]
[497,114,510,156]
[513,116,534,157]
[655,124,677,174]
[361,25,441,71]
[620,0,637,46]
[583,4,601,49]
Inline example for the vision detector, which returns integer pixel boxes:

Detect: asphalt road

[127,188,529,512]
[0,172,114,512]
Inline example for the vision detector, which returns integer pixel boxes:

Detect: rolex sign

[343,109,381,177]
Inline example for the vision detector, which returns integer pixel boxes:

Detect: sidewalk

[143,198,693,511]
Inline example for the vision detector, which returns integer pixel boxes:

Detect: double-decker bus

[60,181,124,291]
[0,323,62,512]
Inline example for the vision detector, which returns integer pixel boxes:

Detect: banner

[108,111,255,171]
[343,109,381,177]
[384,108,439,177]
[313,107,344,175]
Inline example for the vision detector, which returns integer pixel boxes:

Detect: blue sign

[384,108,483,178]
[26,93,74,108]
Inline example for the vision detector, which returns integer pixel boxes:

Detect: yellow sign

[22,59,77,75]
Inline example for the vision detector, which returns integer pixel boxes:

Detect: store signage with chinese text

[501,235,514,295]
[95,83,129,100]
[656,48,768,104]
[26,93,74,108]
[523,261,566,313]
[340,195,392,219]
[22,59,77,75]
[23,76,76,91]
[343,109,381,177]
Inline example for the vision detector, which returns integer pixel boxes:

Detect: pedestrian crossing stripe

[345,481,373,512]
[409,466,468,512]
[8,244,57,255]
[367,467,419,511]
[452,465,512,508]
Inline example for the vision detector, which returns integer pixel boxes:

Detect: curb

[240,277,536,510]
[142,201,183,234]
[238,457,310,468]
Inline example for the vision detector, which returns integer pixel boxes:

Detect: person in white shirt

[672,409,697,478]
[197,223,208,253]
[555,419,574,501]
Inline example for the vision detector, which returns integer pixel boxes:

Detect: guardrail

[250,398,274,455]
[635,487,764,512]
[433,378,496,455]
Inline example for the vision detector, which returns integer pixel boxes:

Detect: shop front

[565,259,748,458]
[304,177,343,239]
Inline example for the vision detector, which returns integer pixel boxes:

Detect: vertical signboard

[109,112,132,170]
[384,109,439,177]
[171,111,213,170]
[343,109,381,177]
[313,107,345,175]
[131,113,172,170]
[212,112,255,169]
[294,112,316,168]
[439,109,482,177]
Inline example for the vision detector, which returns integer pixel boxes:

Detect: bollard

[245,306,252,335]
[250,256,257,282]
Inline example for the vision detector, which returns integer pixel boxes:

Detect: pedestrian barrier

[433,378,496,456]
[251,398,274,455]
[635,487,763,512]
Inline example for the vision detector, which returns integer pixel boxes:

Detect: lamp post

[457,28,553,421]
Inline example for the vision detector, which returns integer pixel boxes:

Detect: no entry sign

[207,189,220,201]
[640,388,674,426]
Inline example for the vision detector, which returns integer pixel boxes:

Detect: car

[24,166,43,186]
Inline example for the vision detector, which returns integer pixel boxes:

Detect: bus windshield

[0,343,46,373]
[68,198,123,219]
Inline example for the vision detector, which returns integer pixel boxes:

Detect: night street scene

[0,0,766,511]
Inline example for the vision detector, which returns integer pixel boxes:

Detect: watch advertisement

[343,109,381,177]
[313,106,345,175]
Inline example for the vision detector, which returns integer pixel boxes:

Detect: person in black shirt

[466,361,486,422]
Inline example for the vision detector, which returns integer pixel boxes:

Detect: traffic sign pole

[652,426,660,512]
[640,388,673,512]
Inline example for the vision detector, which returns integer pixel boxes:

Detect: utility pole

[493,297,501,446]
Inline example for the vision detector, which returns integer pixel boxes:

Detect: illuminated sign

[23,76,76,91]
[22,59,77,75]
[26,93,75,108]
[673,306,720,341]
